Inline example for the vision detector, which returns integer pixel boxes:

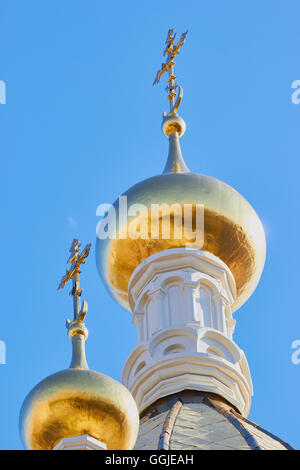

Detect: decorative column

[122,248,253,416]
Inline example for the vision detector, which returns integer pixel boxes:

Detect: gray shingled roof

[134,391,293,450]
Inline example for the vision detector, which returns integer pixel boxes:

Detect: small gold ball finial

[162,113,186,137]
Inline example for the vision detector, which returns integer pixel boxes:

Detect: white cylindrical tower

[122,248,252,416]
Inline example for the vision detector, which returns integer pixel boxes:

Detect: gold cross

[153,29,188,113]
[58,239,92,322]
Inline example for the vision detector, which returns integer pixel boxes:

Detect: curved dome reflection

[96,171,266,313]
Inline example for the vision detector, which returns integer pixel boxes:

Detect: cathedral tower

[95,29,293,450]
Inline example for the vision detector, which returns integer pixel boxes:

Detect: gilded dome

[20,240,140,451]
[96,124,266,313]
[20,366,139,450]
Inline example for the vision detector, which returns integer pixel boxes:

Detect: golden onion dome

[20,321,139,450]
[20,240,139,450]
[95,113,266,313]
[20,366,139,450]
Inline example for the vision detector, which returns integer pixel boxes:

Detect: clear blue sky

[0,0,299,450]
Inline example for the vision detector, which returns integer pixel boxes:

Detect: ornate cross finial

[153,29,188,115]
[58,239,92,324]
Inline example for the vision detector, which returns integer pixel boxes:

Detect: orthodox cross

[58,239,92,323]
[153,29,188,114]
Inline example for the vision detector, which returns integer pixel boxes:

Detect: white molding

[53,434,107,450]
[122,249,253,416]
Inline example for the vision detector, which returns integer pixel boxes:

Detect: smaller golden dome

[19,366,139,450]
[20,239,139,450]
